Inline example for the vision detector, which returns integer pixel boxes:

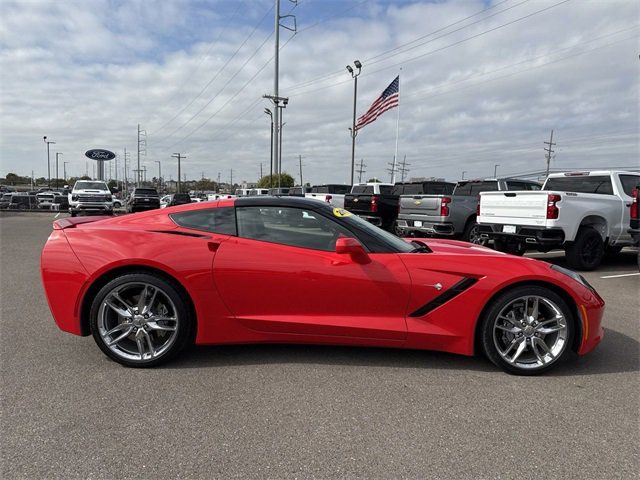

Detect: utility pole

[172,153,185,193]
[346,60,362,185]
[493,164,500,178]
[544,130,556,177]
[230,168,233,187]
[155,160,162,193]
[298,155,303,186]
[63,161,68,184]
[137,124,147,186]
[386,159,398,182]
[123,148,130,195]
[398,155,410,182]
[43,136,55,188]
[260,163,263,179]
[266,0,296,189]
[265,108,273,183]
[356,159,366,183]
[55,152,62,189]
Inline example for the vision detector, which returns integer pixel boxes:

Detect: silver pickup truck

[396,178,541,242]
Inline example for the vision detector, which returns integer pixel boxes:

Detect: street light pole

[155,160,162,193]
[462,170,467,180]
[494,164,500,178]
[63,161,68,184]
[43,136,55,189]
[55,152,62,189]
[347,60,362,186]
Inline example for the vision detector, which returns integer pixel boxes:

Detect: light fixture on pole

[43,136,55,189]
[264,108,273,185]
[346,59,362,186]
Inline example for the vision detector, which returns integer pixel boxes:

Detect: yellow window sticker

[333,208,352,218]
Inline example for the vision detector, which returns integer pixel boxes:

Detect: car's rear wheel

[480,286,574,375]
[463,221,486,245]
[89,273,194,367]
[565,227,604,271]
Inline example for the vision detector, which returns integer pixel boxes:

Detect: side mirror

[335,237,369,262]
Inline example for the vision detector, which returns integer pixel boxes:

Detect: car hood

[417,238,509,257]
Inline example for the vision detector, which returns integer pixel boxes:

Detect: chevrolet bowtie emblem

[414,200,422,205]
[353,198,359,202]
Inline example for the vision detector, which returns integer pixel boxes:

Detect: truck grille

[78,195,107,202]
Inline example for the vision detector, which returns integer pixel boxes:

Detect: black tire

[70,210,77,217]
[462,220,485,245]
[480,285,575,375]
[565,227,604,271]
[494,238,526,256]
[89,272,194,367]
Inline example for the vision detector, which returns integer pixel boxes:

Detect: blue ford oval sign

[85,149,115,161]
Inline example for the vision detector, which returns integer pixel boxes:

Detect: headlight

[106,195,112,201]
[550,264,595,291]
[71,195,78,201]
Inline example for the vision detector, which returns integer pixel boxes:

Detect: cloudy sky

[1,0,638,185]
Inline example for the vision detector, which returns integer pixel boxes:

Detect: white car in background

[160,195,172,208]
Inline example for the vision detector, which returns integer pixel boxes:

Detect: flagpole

[391,74,400,184]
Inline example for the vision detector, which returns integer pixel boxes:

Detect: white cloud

[0,0,638,185]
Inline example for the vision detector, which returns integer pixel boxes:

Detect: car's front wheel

[89,273,194,367]
[480,286,574,375]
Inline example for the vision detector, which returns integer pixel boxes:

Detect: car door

[213,205,411,341]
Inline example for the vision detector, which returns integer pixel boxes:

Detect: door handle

[208,241,220,252]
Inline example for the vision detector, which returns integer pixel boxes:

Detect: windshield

[74,181,108,191]
[134,189,158,196]
[338,211,415,253]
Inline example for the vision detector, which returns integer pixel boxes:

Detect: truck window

[453,183,472,196]
[352,186,373,194]
[379,185,394,195]
[619,175,640,197]
[544,176,614,195]
[507,181,542,191]
[330,185,351,194]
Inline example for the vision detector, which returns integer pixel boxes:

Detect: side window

[470,182,498,195]
[454,183,472,196]
[619,175,640,197]
[236,206,352,251]
[171,207,237,235]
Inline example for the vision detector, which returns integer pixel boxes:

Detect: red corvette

[41,197,604,374]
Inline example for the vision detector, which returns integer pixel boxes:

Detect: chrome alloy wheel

[492,295,568,370]
[97,282,179,362]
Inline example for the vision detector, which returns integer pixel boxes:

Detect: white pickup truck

[478,170,640,270]
[305,184,352,208]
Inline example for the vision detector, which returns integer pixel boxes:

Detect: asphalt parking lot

[1,212,638,479]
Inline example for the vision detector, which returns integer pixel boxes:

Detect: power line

[285,0,522,92]
[289,0,572,99]
[152,4,274,137]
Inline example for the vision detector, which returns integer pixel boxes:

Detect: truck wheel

[565,227,604,271]
[463,221,486,245]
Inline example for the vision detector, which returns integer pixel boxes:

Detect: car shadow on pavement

[528,248,638,271]
[167,328,638,376]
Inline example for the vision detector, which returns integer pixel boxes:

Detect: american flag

[356,76,399,131]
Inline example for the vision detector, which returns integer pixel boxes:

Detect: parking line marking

[600,272,640,279]
[54,213,60,219]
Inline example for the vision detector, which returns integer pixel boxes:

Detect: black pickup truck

[343,182,399,231]
[126,187,160,213]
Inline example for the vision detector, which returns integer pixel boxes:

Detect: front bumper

[478,224,565,246]
[396,218,455,236]
[69,202,113,213]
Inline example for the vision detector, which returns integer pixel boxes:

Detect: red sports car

[41,197,604,374]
